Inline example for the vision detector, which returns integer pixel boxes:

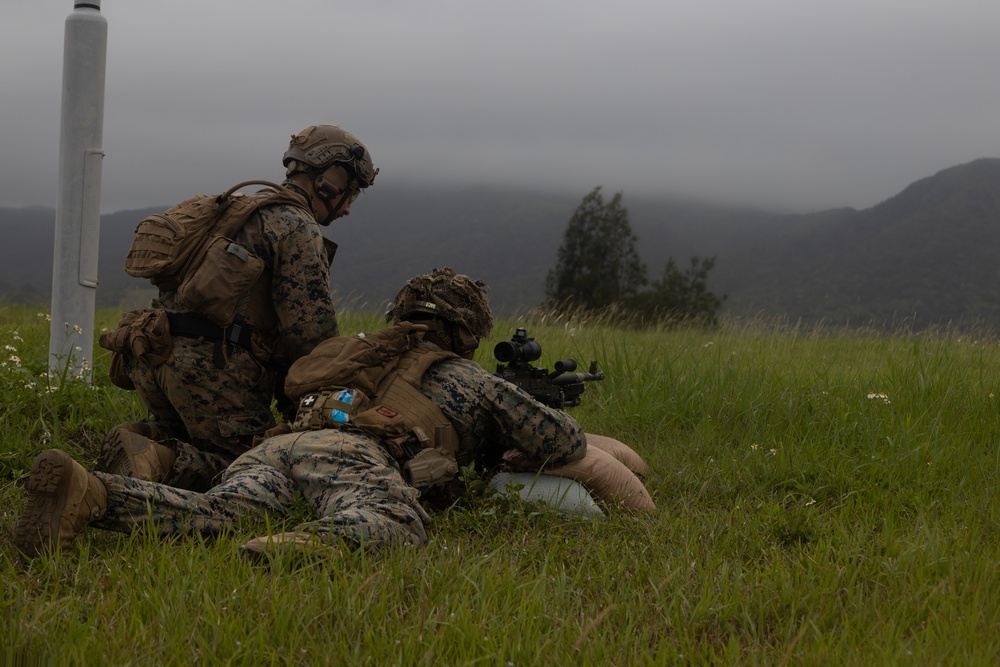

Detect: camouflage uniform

[125,181,339,491]
[92,348,587,548]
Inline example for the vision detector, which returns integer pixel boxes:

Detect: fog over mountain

[3,158,1000,330]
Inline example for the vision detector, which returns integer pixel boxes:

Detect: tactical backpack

[124,180,311,328]
[283,322,463,489]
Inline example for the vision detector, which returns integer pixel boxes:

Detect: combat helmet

[283,124,378,187]
[388,267,493,342]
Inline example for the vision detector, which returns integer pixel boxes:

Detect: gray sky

[3,1,1000,213]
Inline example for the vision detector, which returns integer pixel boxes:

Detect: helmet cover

[387,267,493,340]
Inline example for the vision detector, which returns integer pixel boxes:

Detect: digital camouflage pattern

[125,184,340,491]
[92,347,587,548]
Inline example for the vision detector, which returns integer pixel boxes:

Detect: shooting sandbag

[584,433,649,476]
[488,472,606,519]
[503,434,655,512]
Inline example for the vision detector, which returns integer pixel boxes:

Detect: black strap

[167,312,254,369]
[167,312,253,349]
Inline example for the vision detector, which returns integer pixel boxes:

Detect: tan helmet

[387,267,493,341]
[283,124,378,187]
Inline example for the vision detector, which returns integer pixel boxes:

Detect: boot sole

[96,429,148,479]
[14,449,82,557]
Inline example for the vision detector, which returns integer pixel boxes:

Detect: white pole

[49,1,107,380]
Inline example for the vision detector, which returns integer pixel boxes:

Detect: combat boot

[95,423,176,482]
[14,449,107,558]
[240,531,342,563]
[110,420,161,441]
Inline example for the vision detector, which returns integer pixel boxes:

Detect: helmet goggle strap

[313,165,361,214]
[454,325,480,357]
[330,184,361,214]
[423,318,478,357]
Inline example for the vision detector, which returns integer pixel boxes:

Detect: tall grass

[3,304,1000,664]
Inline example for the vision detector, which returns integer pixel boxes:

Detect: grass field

[2,304,1000,665]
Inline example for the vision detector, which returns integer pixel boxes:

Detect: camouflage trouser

[90,430,430,548]
[125,337,277,491]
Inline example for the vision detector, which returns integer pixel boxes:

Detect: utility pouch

[125,309,172,365]
[403,448,460,488]
[175,237,264,328]
[99,314,136,388]
[98,310,138,355]
[105,349,135,390]
[125,212,186,284]
[99,309,173,388]
[292,387,371,432]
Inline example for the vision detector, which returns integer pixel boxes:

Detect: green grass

[3,304,1000,664]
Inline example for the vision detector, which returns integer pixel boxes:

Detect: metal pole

[49,0,107,380]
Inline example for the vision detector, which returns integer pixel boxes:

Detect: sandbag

[488,472,605,519]
[503,442,655,513]
[584,434,649,476]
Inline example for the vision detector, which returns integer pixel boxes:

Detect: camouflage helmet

[387,267,493,340]
[283,124,378,187]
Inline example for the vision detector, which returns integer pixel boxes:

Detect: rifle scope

[493,327,542,364]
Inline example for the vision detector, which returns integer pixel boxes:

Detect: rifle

[493,328,605,410]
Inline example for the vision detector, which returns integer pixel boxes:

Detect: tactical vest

[285,323,463,489]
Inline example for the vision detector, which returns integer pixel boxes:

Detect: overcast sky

[3,1,1000,214]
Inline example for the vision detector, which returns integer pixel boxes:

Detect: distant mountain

[712,158,1000,327]
[0,206,56,303]
[3,158,1000,328]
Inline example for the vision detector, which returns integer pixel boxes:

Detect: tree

[627,256,727,326]
[545,187,646,310]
